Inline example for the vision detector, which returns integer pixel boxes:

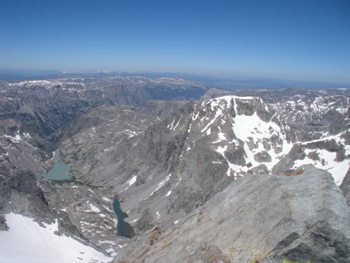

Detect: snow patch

[293,149,350,186]
[206,128,211,135]
[150,173,172,196]
[4,134,22,143]
[212,126,227,144]
[127,175,137,186]
[0,213,111,263]
[102,197,111,202]
[23,133,31,139]
[215,145,247,177]
[121,175,138,192]
[86,203,101,213]
[233,112,292,170]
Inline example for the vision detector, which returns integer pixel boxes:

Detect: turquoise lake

[43,151,74,182]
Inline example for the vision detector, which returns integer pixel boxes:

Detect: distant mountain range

[1,70,349,90]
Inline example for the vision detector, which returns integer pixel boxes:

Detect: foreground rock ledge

[115,165,350,263]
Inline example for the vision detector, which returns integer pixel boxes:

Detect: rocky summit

[0,76,350,263]
[114,165,350,263]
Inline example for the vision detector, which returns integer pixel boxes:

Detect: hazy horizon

[1,0,349,83]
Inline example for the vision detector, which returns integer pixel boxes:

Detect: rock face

[115,165,350,263]
[0,170,51,220]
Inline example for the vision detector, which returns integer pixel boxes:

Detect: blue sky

[0,0,349,83]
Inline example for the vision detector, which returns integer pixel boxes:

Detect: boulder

[115,165,350,263]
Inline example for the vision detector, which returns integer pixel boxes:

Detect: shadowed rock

[340,168,350,205]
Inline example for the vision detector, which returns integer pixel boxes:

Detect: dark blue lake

[113,199,135,238]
